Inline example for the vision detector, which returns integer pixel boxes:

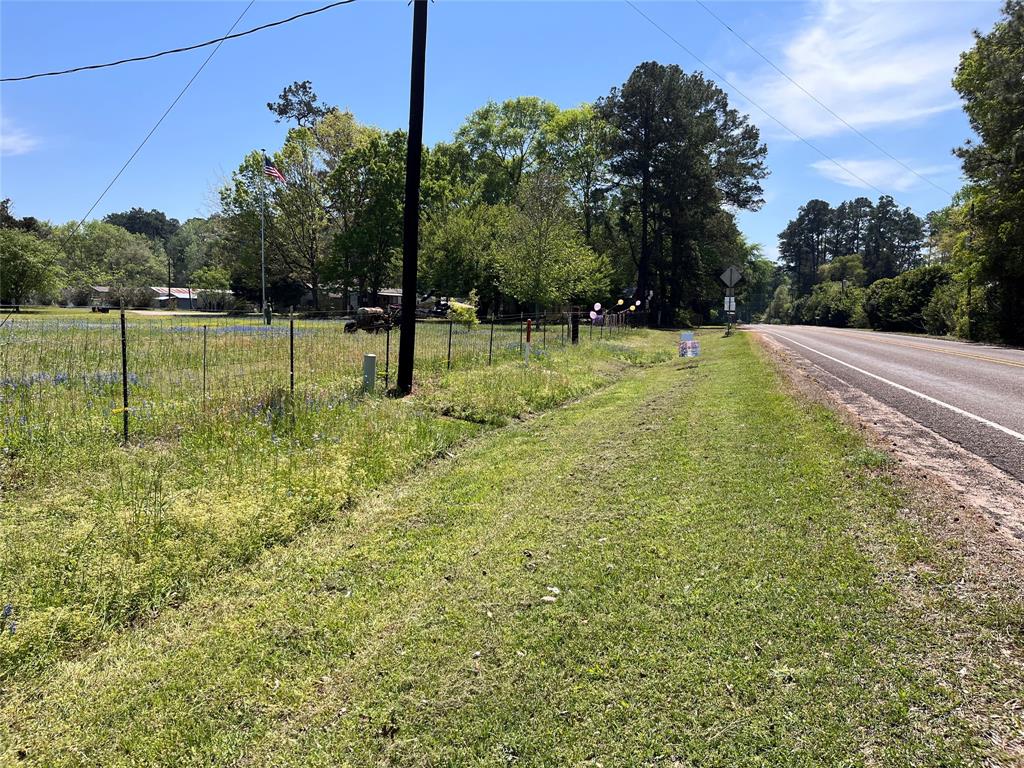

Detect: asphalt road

[750,325,1024,482]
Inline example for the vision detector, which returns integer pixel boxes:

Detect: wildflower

[8,622,15,635]
[1,604,11,619]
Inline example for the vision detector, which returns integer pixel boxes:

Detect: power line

[692,0,954,197]
[2,0,357,83]
[624,0,892,199]
[54,1,256,255]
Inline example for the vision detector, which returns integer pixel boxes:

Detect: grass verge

[2,331,1021,766]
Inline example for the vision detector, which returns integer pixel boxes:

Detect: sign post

[720,265,743,336]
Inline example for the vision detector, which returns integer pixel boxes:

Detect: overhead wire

[692,0,954,197]
[625,0,897,200]
[53,1,257,254]
[1,0,358,82]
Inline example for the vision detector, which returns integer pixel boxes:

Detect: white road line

[763,330,1024,444]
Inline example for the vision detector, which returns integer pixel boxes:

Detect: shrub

[863,265,951,332]
[448,301,479,328]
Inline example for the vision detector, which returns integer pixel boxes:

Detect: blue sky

[0,0,1003,260]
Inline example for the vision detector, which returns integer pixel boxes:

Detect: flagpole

[260,150,268,325]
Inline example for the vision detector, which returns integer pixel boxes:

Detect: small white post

[363,353,377,393]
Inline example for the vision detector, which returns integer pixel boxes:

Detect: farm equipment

[344,306,396,333]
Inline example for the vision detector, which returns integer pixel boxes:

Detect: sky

[0,0,1004,261]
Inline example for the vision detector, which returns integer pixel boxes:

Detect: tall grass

[0,313,667,682]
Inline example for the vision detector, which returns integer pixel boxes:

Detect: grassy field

[2,329,1022,765]
[0,309,566,447]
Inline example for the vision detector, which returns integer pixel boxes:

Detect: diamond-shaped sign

[720,266,743,288]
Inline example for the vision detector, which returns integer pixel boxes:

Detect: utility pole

[396,0,428,395]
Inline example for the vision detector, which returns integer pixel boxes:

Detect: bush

[863,265,950,332]
[448,301,479,328]
[923,282,957,335]
[797,282,865,327]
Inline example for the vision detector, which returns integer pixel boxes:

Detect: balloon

[594,303,602,311]
[617,298,624,306]
[629,305,635,311]
[589,310,598,320]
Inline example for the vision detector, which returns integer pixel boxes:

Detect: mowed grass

[0,327,669,681]
[3,331,1022,766]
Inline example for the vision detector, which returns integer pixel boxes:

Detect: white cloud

[0,116,40,156]
[810,157,953,191]
[743,0,987,138]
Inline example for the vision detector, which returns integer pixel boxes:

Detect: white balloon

[594,302,602,311]
[589,310,598,319]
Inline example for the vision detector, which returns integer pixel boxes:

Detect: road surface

[750,325,1024,482]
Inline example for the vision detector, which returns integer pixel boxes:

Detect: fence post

[385,321,391,389]
[446,317,454,371]
[519,313,524,352]
[289,308,295,396]
[202,324,208,409]
[119,309,129,445]
[488,315,495,366]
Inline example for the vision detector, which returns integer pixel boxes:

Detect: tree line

[1,61,775,322]
[766,0,1023,345]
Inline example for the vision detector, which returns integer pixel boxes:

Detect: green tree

[952,0,1024,343]
[328,129,406,301]
[818,254,867,287]
[537,104,612,242]
[495,171,609,309]
[0,229,61,306]
[598,62,767,322]
[54,220,164,288]
[103,208,180,244]
[779,199,832,295]
[455,97,558,202]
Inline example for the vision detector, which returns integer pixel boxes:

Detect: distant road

[750,325,1024,482]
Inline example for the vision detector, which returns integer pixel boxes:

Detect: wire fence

[0,308,643,446]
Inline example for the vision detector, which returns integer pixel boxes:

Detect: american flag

[263,157,286,183]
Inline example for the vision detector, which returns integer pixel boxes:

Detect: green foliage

[495,171,610,308]
[863,264,951,332]
[448,300,479,328]
[420,204,503,303]
[952,1,1024,343]
[793,282,866,328]
[763,280,795,324]
[103,208,180,244]
[328,129,406,298]
[0,229,62,305]
[598,62,768,322]
[54,220,164,289]
[455,96,559,202]
[780,196,924,297]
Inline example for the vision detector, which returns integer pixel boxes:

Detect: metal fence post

[488,315,495,366]
[519,313,524,352]
[446,317,454,371]
[119,309,129,445]
[542,314,546,348]
[385,321,391,389]
[289,308,295,395]
[202,324,208,409]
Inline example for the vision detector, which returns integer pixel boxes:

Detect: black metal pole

[519,313,524,352]
[289,309,295,395]
[488,315,494,366]
[202,324,208,408]
[396,0,428,395]
[385,322,391,389]
[446,317,453,371]
[119,309,129,444]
